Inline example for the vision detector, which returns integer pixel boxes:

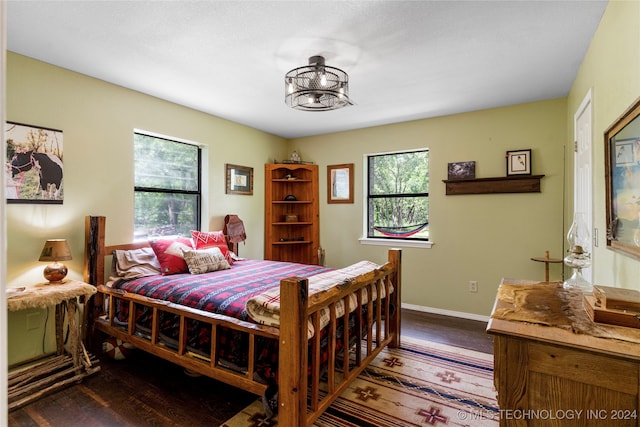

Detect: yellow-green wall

[6,0,640,364]
[291,99,567,317]
[6,53,286,364]
[567,0,640,289]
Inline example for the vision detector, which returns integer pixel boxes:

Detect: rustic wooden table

[7,279,100,410]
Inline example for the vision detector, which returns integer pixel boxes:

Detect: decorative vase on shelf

[563,212,593,293]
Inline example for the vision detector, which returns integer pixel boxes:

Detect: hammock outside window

[366,149,429,241]
[373,222,429,238]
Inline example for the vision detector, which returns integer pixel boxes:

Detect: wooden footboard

[83,216,401,427]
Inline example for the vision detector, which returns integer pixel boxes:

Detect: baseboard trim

[401,302,490,323]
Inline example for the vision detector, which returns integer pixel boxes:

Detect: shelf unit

[265,163,319,264]
[442,175,544,195]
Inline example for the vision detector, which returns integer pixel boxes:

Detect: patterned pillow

[182,247,231,274]
[190,230,233,264]
[148,237,193,275]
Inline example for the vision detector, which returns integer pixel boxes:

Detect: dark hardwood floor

[8,309,493,426]
[402,309,494,354]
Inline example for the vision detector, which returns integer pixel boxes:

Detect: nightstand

[7,279,101,410]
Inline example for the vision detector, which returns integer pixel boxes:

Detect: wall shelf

[442,175,544,195]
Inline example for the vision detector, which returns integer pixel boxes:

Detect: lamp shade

[39,239,72,262]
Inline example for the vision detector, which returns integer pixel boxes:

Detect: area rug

[221,336,498,426]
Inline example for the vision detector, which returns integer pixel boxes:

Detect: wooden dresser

[487,280,640,426]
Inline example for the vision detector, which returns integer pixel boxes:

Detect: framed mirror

[604,96,640,260]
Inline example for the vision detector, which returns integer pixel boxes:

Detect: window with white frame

[365,149,429,241]
[133,131,201,239]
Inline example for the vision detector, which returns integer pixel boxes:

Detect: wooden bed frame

[83,215,402,426]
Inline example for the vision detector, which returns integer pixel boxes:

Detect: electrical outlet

[469,281,478,293]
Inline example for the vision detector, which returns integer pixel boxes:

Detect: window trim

[360,149,433,249]
[359,236,434,249]
[133,129,205,238]
[134,128,204,148]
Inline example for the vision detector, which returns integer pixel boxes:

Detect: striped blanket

[245,260,383,338]
[112,258,332,322]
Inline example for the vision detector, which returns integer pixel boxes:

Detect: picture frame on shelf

[506,149,531,176]
[225,163,253,195]
[5,121,64,204]
[327,163,354,204]
[604,96,640,260]
[447,161,476,181]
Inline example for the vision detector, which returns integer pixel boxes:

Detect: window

[134,131,201,239]
[365,149,429,242]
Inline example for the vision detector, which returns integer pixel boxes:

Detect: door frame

[572,89,594,281]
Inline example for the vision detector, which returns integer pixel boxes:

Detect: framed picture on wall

[506,149,531,176]
[327,163,354,204]
[5,122,64,204]
[605,96,640,260]
[225,163,253,195]
[447,161,476,180]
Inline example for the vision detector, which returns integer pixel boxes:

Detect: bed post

[389,248,402,348]
[83,215,105,286]
[278,276,309,427]
[83,215,106,353]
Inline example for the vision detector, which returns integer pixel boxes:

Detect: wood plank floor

[8,309,493,426]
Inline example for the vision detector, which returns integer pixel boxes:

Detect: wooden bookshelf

[264,164,319,264]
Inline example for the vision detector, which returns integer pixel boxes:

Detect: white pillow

[181,247,231,274]
[113,248,161,278]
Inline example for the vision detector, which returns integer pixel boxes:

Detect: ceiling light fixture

[285,55,353,111]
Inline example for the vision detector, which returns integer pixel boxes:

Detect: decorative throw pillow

[182,247,231,274]
[190,230,233,264]
[113,247,161,278]
[149,237,193,275]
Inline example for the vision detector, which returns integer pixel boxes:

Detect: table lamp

[39,239,72,283]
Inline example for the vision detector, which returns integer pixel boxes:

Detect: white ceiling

[7,1,607,139]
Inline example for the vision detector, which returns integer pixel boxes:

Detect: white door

[573,90,593,282]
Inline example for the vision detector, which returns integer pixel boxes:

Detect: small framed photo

[327,163,354,204]
[506,149,532,176]
[225,164,253,195]
[447,161,476,181]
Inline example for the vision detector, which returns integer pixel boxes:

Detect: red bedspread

[109,259,334,376]
[112,258,332,321]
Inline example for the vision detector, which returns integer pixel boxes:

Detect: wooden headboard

[83,216,149,287]
[83,216,241,287]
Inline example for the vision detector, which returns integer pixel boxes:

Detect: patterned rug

[221,336,498,426]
